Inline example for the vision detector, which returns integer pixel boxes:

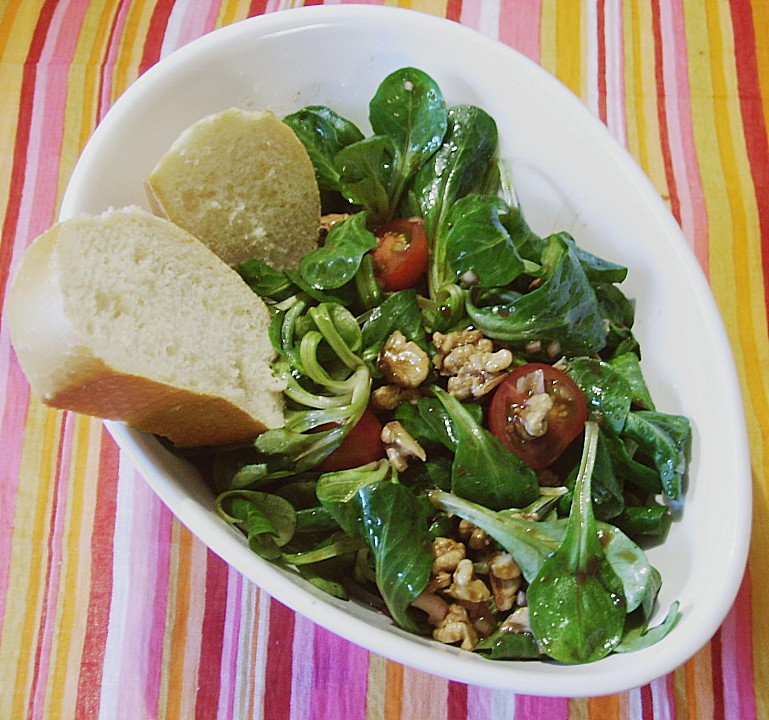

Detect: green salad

[197,68,690,664]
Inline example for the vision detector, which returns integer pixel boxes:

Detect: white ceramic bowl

[61,6,751,696]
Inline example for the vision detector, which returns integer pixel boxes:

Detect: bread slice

[6,206,284,447]
[145,108,320,269]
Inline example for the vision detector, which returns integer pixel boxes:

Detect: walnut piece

[369,384,421,411]
[380,421,426,472]
[432,330,513,400]
[432,603,479,650]
[500,606,532,635]
[488,552,522,612]
[457,519,490,551]
[432,537,466,574]
[447,558,491,604]
[378,331,430,388]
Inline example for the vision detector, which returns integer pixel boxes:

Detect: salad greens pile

[195,68,690,664]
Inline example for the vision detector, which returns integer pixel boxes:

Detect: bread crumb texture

[9,207,285,446]
[146,108,320,269]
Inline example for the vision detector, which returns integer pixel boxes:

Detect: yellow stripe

[624,0,669,202]
[709,0,769,710]
[111,0,157,103]
[686,0,769,708]
[540,0,585,101]
[159,520,194,720]
[0,1,45,238]
[46,417,102,717]
[215,1,251,29]
[0,404,62,719]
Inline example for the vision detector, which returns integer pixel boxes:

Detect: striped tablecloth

[1,1,765,718]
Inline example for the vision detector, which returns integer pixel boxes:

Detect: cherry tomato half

[488,363,588,470]
[316,409,385,473]
[371,217,429,291]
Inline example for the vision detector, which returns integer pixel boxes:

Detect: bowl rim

[60,4,753,696]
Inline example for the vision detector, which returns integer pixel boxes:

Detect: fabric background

[0,1,765,718]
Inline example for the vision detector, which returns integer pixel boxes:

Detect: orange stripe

[384,661,403,720]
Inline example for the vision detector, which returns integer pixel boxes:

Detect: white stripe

[604,0,627,146]
[97,455,137,720]
[289,612,316,720]
[586,0,600,116]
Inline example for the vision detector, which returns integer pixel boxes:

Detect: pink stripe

[310,627,369,720]
[289,612,315,720]
[515,695,570,719]
[660,0,709,272]
[498,0,542,62]
[0,0,89,654]
[603,1,627,146]
[720,570,757,719]
[28,413,71,720]
[457,1,481,29]
[466,685,492,720]
[99,0,134,121]
[0,350,30,639]
[175,0,221,50]
[14,0,91,249]
[112,472,171,719]
[216,568,243,720]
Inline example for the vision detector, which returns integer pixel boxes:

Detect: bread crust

[7,209,282,447]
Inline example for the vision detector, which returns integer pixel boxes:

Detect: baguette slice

[146,108,320,269]
[6,206,284,447]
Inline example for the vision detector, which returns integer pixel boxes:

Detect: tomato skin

[316,409,385,472]
[371,217,429,291]
[488,363,588,470]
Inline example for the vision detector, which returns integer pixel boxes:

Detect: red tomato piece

[316,408,385,472]
[371,217,429,291]
[488,363,588,470]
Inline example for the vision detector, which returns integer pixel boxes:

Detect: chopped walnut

[519,392,554,437]
[432,537,466,574]
[488,552,522,612]
[432,603,478,650]
[378,331,430,388]
[369,384,421,411]
[463,600,496,638]
[432,330,513,400]
[381,421,426,472]
[447,559,491,604]
[457,519,490,551]
[500,606,532,635]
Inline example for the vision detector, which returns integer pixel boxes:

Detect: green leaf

[354,481,433,633]
[411,104,498,243]
[316,461,390,535]
[283,106,365,191]
[335,135,395,223]
[622,410,691,503]
[566,356,633,435]
[369,67,448,216]
[474,630,542,659]
[608,353,656,410]
[616,601,680,653]
[466,233,607,357]
[360,289,428,363]
[217,491,297,560]
[236,257,296,300]
[527,423,627,663]
[433,387,539,510]
[443,195,526,287]
[299,212,377,290]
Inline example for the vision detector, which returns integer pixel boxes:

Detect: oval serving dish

[60,5,751,697]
